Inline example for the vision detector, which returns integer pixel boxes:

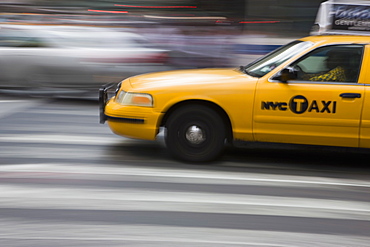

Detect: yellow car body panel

[102,34,370,156]
[254,80,364,147]
[105,99,163,140]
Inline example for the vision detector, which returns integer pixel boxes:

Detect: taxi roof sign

[311,0,370,35]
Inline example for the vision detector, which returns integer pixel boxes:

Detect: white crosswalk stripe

[1,221,370,247]
[1,185,370,220]
[0,134,121,145]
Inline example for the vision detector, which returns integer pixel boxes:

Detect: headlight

[115,91,153,107]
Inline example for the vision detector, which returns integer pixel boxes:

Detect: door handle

[340,93,361,98]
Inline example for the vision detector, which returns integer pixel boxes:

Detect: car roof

[300,35,370,44]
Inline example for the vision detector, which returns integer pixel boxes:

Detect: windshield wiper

[240,66,260,77]
[239,65,257,76]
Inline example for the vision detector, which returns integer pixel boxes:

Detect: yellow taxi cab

[100,1,370,162]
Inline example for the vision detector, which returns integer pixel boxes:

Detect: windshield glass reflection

[244,40,314,77]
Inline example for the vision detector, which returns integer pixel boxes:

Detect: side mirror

[274,67,297,83]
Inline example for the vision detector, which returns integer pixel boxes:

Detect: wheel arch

[160,100,233,143]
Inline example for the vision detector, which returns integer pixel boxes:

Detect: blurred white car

[0,25,172,95]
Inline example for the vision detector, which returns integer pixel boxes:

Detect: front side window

[244,40,314,77]
[290,45,364,83]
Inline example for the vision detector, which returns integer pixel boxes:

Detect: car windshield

[244,40,314,77]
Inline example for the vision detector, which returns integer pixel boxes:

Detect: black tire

[165,105,226,162]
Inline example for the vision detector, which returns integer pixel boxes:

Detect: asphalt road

[1,94,370,247]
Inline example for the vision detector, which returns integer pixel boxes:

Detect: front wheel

[165,105,226,162]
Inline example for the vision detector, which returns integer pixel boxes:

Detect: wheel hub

[185,125,206,144]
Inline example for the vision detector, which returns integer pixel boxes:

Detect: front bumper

[100,82,162,140]
[99,83,117,124]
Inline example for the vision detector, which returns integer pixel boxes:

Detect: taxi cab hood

[127,68,250,90]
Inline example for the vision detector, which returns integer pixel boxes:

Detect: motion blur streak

[87,9,128,13]
[114,4,198,8]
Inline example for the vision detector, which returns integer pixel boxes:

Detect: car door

[253,44,365,147]
[359,45,370,148]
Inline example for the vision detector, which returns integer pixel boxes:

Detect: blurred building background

[0,0,326,95]
[1,0,324,36]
